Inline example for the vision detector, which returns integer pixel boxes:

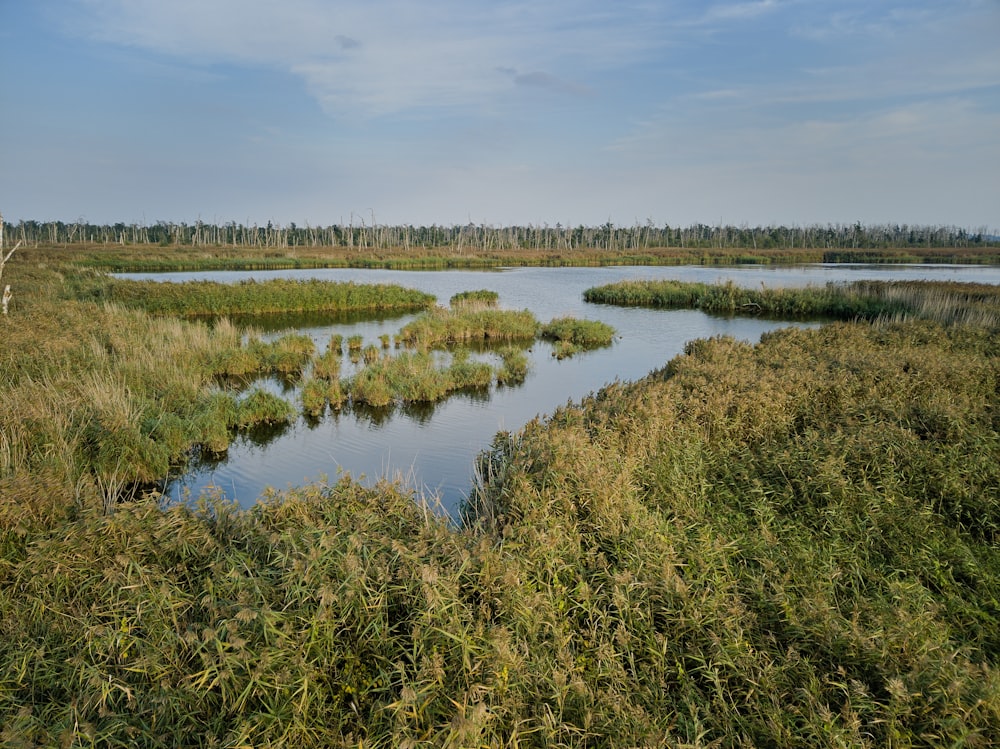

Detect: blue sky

[2,0,998,229]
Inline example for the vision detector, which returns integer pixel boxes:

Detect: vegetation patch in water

[397,307,540,348]
[541,316,616,359]
[584,278,1000,325]
[450,289,500,309]
[346,350,494,407]
[72,277,436,317]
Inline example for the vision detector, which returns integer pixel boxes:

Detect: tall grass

[5,316,999,745]
[450,289,500,310]
[346,350,494,407]
[72,277,436,317]
[397,307,539,348]
[584,278,1000,325]
[541,317,616,358]
[3,251,1000,745]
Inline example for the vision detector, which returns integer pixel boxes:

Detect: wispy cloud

[498,68,593,96]
[700,0,780,23]
[67,0,662,117]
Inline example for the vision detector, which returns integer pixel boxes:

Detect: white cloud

[68,0,663,117]
[700,0,780,23]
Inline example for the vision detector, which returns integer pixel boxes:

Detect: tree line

[6,217,997,251]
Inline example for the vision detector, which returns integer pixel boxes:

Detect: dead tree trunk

[0,212,22,314]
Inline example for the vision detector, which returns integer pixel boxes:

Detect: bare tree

[0,212,22,314]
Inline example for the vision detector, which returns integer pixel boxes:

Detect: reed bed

[346,350,494,407]
[541,317,616,359]
[496,347,530,385]
[74,277,436,317]
[584,278,1000,325]
[450,289,500,309]
[397,307,540,348]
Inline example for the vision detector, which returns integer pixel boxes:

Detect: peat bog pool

[121,263,1000,516]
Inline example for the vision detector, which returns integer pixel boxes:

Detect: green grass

[71,276,436,317]
[346,350,495,407]
[541,317,616,358]
[450,289,500,309]
[397,307,540,348]
[584,278,1000,325]
[5,316,999,746]
[496,347,530,385]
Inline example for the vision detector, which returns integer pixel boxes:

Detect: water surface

[123,264,1000,515]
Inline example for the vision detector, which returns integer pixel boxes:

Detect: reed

[583,278,1000,325]
[236,388,296,429]
[4,250,1000,746]
[346,350,495,406]
[397,307,539,348]
[541,316,616,358]
[496,347,530,385]
[362,344,381,365]
[72,277,436,317]
[450,289,500,310]
[310,349,342,381]
[256,333,315,377]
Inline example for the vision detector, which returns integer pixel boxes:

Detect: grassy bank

[585,278,1000,325]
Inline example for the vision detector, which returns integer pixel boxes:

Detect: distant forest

[5,217,997,252]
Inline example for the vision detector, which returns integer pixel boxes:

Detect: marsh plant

[346,350,494,407]
[397,307,539,348]
[72,277,436,316]
[584,277,1000,326]
[449,288,500,310]
[3,248,1000,746]
[541,316,616,358]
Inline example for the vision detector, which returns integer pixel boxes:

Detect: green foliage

[4,254,1000,745]
[346,350,494,407]
[397,307,539,348]
[450,289,500,309]
[496,347,530,385]
[72,277,436,317]
[310,349,342,381]
[6,317,1000,745]
[301,377,342,417]
[541,316,616,358]
[236,389,296,429]
[584,278,1000,325]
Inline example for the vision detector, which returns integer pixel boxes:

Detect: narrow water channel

[121,264,1000,516]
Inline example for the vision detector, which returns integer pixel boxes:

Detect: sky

[1,0,998,230]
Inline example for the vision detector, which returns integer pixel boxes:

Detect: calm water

[122,264,1000,516]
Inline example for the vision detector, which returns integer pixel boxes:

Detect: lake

[121,264,1000,516]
